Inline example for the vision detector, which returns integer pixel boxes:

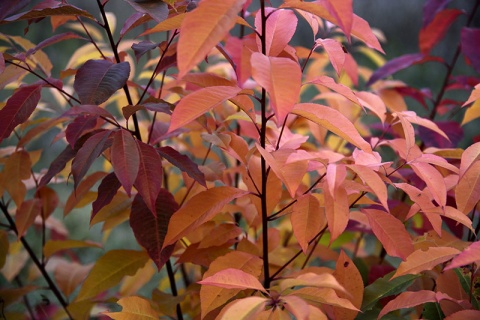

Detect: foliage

[0,0,480,319]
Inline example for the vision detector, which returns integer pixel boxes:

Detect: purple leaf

[0,0,29,21]
[143,101,172,114]
[3,3,95,22]
[132,40,159,62]
[74,60,130,105]
[71,130,112,189]
[366,53,424,86]
[111,130,140,196]
[418,121,463,148]
[422,0,452,27]
[38,144,76,188]
[125,0,168,23]
[92,172,122,215]
[120,12,151,39]
[65,115,99,147]
[130,190,178,270]
[62,104,116,120]
[26,32,86,56]
[0,84,41,142]
[157,146,206,187]
[461,27,480,74]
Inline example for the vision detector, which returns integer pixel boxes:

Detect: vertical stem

[166,259,183,320]
[259,0,270,289]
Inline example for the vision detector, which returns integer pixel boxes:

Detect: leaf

[65,171,107,215]
[0,84,41,142]
[423,0,452,27]
[254,8,297,57]
[44,240,102,259]
[279,272,346,293]
[200,251,263,318]
[309,75,359,105]
[2,150,31,206]
[356,91,387,123]
[167,86,241,133]
[461,28,480,74]
[455,161,480,214]
[362,209,414,260]
[333,251,364,320]
[445,241,480,270]
[445,310,480,320]
[350,14,384,53]
[362,272,419,311]
[462,83,480,107]
[292,103,372,152]
[0,0,29,21]
[162,187,248,247]
[54,260,93,298]
[367,53,425,86]
[103,296,159,319]
[323,0,353,39]
[419,9,463,55]
[111,130,139,196]
[157,146,206,187]
[65,115,102,146]
[290,287,359,310]
[15,199,42,238]
[73,59,130,105]
[410,161,447,208]
[125,0,168,23]
[26,32,86,56]
[282,295,312,320]
[71,130,112,189]
[177,0,245,78]
[92,172,122,215]
[76,250,149,301]
[3,3,95,22]
[219,297,267,320]
[459,142,480,178]
[130,190,178,270]
[391,247,461,279]
[324,183,349,243]
[291,194,326,254]
[251,52,302,124]
[315,39,346,76]
[38,144,76,188]
[348,165,388,210]
[0,231,8,269]
[198,268,266,293]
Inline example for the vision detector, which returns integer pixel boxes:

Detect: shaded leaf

[168,86,241,133]
[103,296,159,319]
[292,103,372,152]
[445,241,480,270]
[0,0,29,21]
[26,32,86,56]
[445,310,480,320]
[177,0,245,78]
[38,144,76,188]
[251,52,301,124]
[125,0,168,23]
[0,84,41,143]
[419,9,463,55]
[92,172,122,215]
[44,240,102,259]
[462,83,480,107]
[76,250,149,301]
[134,141,163,214]
[62,104,116,121]
[2,150,31,206]
[289,287,359,310]
[162,186,249,247]
[157,146,206,187]
[130,190,178,270]
[111,130,139,196]
[391,247,461,279]
[423,0,452,27]
[3,3,95,22]
[367,53,424,87]
[455,161,480,214]
[15,199,41,238]
[461,27,480,74]
[282,295,312,320]
[74,60,130,105]
[54,260,93,298]
[362,209,414,260]
[198,268,266,293]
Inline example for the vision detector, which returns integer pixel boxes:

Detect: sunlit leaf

[279,272,346,293]
[219,296,267,320]
[445,241,480,270]
[333,251,363,320]
[291,194,326,254]
[254,8,297,57]
[43,239,102,259]
[103,296,159,319]
[348,165,388,210]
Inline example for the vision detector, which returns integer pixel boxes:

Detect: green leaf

[361,272,419,311]
[453,268,480,310]
[421,302,444,320]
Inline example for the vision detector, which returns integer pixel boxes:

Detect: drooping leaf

[445,241,480,270]
[461,27,480,74]
[292,103,372,152]
[3,3,95,22]
[157,146,206,187]
[71,130,112,189]
[2,150,31,207]
[419,9,463,55]
[324,183,349,243]
[177,0,246,78]
[251,52,302,124]
[362,209,414,260]
[200,251,263,318]
[102,296,159,319]
[291,194,326,254]
[333,251,364,320]
[282,295,313,320]
[309,75,360,105]
[423,0,452,27]
[15,199,42,238]
[356,91,387,123]
[0,84,41,142]
[125,0,168,23]
[0,0,29,21]
[26,32,86,56]
[64,171,107,215]
[130,190,178,270]
[38,144,76,188]
[111,130,140,196]
[198,268,266,293]
[348,165,388,210]
[168,86,241,133]
[43,240,102,259]
[323,0,353,39]
[391,247,461,279]
[73,59,130,105]
[76,250,149,301]
[455,161,480,214]
[162,186,249,247]
[92,173,121,215]
[410,161,447,208]
[367,53,424,86]
[254,8,297,57]
[289,287,359,310]
[54,260,93,298]
[350,14,384,53]
[315,39,346,76]
[362,272,419,311]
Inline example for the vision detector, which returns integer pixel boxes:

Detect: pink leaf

[410,161,447,208]
[198,268,267,293]
[445,240,480,270]
[255,8,297,57]
[111,130,140,196]
[351,14,384,53]
[0,84,41,143]
[308,76,359,105]
[348,165,388,210]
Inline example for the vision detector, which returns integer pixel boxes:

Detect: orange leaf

[102,296,159,319]
[445,310,480,320]
[348,164,388,210]
[291,194,326,253]
[308,75,359,105]
[356,91,386,124]
[440,206,474,233]
[290,287,359,310]
[255,8,297,57]
[54,260,93,297]
[44,239,102,259]
[168,86,241,133]
[279,272,346,293]
[198,268,267,293]
[324,183,349,243]
[177,0,245,78]
[251,52,301,124]
[445,241,480,270]
[362,209,414,260]
[162,186,249,247]
[315,39,346,76]
[410,161,447,208]
[2,150,31,206]
[455,161,480,214]
[462,83,480,107]
[292,103,372,153]
[282,295,311,320]
[391,247,461,279]
[459,142,480,178]
[219,296,267,320]
[15,199,42,238]
[332,251,363,320]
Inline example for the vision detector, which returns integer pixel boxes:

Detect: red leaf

[0,84,41,142]
[62,105,116,121]
[461,27,480,74]
[120,12,151,39]
[419,9,463,55]
[157,146,206,187]
[255,8,297,57]
[134,141,163,215]
[111,130,139,196]
[73,60,130,105]
[65,115,99,147]
[71,130,112,189]
[423,0,452,27]
[35,186,59,219]
[125,0,168,23]
[367,53,424,86]
[92,172,121,216]
[130,190,178,270]
[362,209,414,260]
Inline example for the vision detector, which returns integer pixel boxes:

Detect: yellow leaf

[103,296,159,320]
[462,98,480,125]
[43,239,102,259]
